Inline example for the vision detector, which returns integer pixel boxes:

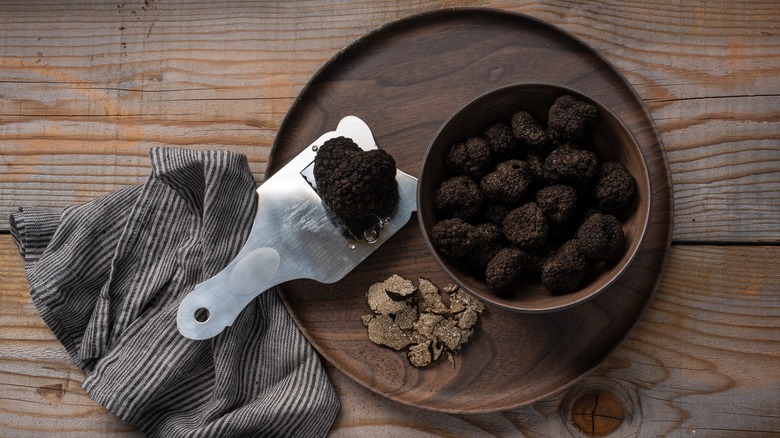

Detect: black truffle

[541,240,590,293]
[593,161,637,215]
[536,184,578,224]
[485,248,524,294]
[543,146,599,184]
[559,136,596,152]
[465,222,505,272]
[576,213,625,262]
[434,175,483,222]
[445,137,493,180]
[526,153,549,184]
[431,218,477,258]
[313,136,397,219]
[547,94,598,143]
[511,110,550,153]
[503,202,548,249]
[483,121,516,159]
[480,159,533,206]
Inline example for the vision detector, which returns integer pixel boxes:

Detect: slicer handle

[176,247,281,340]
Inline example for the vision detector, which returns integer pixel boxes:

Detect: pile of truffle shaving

[361,275,485,368]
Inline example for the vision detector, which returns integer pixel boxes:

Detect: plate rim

[267,6,674,413]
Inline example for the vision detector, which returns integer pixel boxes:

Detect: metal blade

[177,116,418,340]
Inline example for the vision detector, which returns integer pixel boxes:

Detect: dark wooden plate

[268,8,672,413]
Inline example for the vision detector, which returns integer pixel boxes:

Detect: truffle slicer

[176,116,418,340]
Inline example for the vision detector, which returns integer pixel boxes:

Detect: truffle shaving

[362,275,486,368]
[365,314,412,351]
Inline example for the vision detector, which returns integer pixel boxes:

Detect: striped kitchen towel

[10,148,340,437]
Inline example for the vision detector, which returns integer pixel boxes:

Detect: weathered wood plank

[0,235,140,437]
[2,235,777,436]
[1,1,779,241]
[2,2,778,436]
[652,95,780,242]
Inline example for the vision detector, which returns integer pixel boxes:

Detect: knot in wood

[570,390,624,436]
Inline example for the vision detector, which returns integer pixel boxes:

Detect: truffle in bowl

[417,83,650,312]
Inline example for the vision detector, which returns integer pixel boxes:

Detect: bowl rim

[416,81,652,312]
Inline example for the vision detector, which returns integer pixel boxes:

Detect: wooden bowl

[417,83,651,312]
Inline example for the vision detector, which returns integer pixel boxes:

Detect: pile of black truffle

[431,95,637,295]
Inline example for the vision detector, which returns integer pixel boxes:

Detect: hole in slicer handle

[177,246,282,340]
[194,308,210,323]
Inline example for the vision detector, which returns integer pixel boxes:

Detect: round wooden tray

[268,8,672,413]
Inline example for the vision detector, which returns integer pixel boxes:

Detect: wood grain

[3,235,777,436]
[0,236,141,437]
[1,0,779,242]
[1,0,778,436]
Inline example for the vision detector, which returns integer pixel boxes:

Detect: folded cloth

[10,148,340,437]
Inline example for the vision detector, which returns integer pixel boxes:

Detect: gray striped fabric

[10,148,340,437]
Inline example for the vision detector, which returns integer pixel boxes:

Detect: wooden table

[1,1,778,436]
